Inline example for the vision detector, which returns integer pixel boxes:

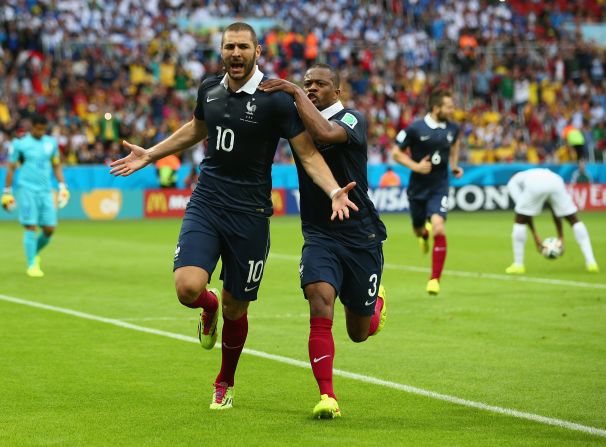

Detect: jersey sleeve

[395,125,415,149]
[193,83,206,121]
[8,139,21,164]
[332,110,366,147]
[274,92,306,139]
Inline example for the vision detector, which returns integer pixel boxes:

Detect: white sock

[512,223,527,265]
[572,222,596,265]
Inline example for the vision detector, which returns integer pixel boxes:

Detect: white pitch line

[1,294,605,438]
[270,253,606,290]
[118,314,308,322]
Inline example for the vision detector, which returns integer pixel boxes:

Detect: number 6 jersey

[193,68,305,216]
[394,114,460,199]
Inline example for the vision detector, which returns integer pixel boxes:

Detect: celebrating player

[391,88,463,295]
[2,114,70,277]
[260,64,387,419]
[109,22,358,410]
[506,168,599,273]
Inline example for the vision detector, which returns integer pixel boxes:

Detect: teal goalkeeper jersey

[9,134,59,193]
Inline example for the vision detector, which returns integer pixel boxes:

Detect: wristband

[329,188,341,200]
[3,187,12,194]
[59,182,67,190]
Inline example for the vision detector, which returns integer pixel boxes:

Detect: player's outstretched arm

[391,144,431,174]
[258,79,347,145]
[110,118,207,177]
[289,131,359,221]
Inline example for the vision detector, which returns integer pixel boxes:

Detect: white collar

[320,101,345,119]
[220,66,264,94]
[424,113,447,129]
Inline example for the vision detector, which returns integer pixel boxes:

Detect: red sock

[215,313,248,387]
[183,289,218,312]
[431,234,447,280]
[368,297,384,336]
[309,317,335,399]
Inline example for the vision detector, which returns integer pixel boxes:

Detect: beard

[226,56,256,80]
[437,111,448,122]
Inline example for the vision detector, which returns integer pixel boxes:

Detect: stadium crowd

[1,0,605,166]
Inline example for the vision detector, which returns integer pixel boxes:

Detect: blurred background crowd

[1,0,605,167]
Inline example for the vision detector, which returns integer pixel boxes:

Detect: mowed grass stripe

[1,293,605,439]
[270,253,606,290]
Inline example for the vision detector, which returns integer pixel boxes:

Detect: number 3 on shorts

[368,273,378,297]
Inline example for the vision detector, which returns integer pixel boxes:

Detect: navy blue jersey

[294,103,386,248]
[395,114,459,199]
[193,70,305,216]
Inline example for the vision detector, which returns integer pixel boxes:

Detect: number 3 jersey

[394,114,460,199]
[193,68,305,216]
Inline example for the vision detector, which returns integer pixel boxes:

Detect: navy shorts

[173,199,270,301]
[409,188,449,228]
[300,235,384,317]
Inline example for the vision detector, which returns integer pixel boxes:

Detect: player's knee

[222,294,248,320]
[347,328,368,343]
[174,278,204,304]
[433,223,445,236]
[307,288,335,318]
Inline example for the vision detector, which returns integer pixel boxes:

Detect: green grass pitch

[0,212,605,446]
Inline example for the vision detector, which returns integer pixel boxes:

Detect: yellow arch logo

[82,190,122,220]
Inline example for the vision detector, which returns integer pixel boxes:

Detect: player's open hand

[452,166,464,178]
[330,181,359,221]
[415,155,432,174]
[258,79,299,96]
[109,141,152,176]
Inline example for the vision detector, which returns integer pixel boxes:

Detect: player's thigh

[38,192,57,227]
[219,212,270,302]
[300,240,343,301]
[173,201,222,277]
[426,190,449,224]
[339,243,384,318]
[549,187,578,217]
[16,189,39,226]
[409,198,428,229]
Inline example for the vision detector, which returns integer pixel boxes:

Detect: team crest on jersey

[44,142,54,154]
[447,132,453,143]
[341,112,358,129]
[246,99,257,116]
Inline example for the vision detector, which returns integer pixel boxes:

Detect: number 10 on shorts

[247,260,265,287]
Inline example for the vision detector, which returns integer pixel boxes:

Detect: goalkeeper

[2,114,70,277]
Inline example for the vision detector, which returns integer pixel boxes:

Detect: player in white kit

[506,168,599,274]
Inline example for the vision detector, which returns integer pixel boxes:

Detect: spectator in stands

[379,166,401,187]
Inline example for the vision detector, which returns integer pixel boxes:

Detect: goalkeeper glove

[2,187,16,212]
[58,183,70,209]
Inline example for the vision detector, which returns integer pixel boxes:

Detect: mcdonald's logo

[146,192,168,213]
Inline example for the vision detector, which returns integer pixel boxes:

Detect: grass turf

[0,212,604,446]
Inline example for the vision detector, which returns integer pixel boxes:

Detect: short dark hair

[222,22,258,48]
[307,63,340,89]
[428,88,452,110]
[30,113,48,126]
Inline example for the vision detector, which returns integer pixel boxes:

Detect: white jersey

[507,168,577,217]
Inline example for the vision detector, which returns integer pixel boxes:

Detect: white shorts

[513,174,577,217]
